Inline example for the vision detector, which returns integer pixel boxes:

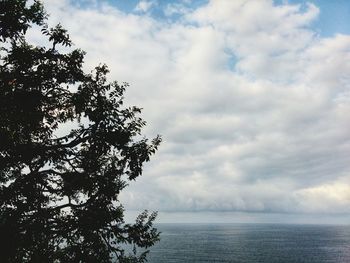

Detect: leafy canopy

[0,0,161,262]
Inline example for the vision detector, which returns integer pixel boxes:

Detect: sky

[37,0,350,224]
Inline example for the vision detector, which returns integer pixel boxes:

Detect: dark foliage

[0,1,161,262]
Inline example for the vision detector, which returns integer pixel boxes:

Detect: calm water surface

[147,224,350,263]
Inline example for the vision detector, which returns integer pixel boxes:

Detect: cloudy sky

[38,0,350,224]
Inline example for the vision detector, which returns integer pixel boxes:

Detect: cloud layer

[39,0,350,216]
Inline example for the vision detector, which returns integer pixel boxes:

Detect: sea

[145,223,350,263]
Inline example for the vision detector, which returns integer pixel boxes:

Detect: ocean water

[146,224,350,263]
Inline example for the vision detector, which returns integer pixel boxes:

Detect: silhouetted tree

[0,1,161,262]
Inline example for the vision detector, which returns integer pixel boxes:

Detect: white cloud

[134,0,156,13]
[164,3,189,17]
[39,0,350,217]
[295,179,350,213]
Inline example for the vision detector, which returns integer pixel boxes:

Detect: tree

[0,1,161,262]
